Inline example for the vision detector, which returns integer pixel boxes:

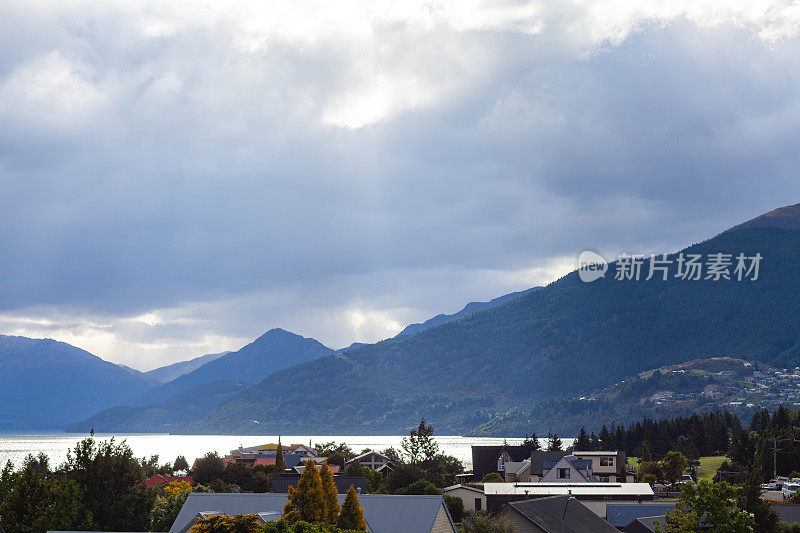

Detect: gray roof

[771,504,800,524]
[169,493,452,533]
[622,516,666,533]
[506,496,618,533]
[606,503,676,528]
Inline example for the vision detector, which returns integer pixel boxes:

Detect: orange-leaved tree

[191,513,262,533]
[337,485,366,531]
[319,461,340,524]
[281,460,325,523]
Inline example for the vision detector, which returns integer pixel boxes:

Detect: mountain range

[6,203,800,434]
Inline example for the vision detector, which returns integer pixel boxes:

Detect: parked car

[782,482,800,500]
[762,481,777,490]
[776,476,790,490]
[679,474,696,485]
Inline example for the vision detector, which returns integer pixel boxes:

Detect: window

[475,498,482,511]
[557,468,570,479]
[497,454,506,472]
[599,476,609,482]
[600,457,614,467]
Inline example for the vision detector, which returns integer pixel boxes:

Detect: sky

[2,0,800,370]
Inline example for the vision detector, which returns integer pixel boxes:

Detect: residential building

[169,493,456,533]
[572,451,632,482]
[605,503,676,528]
[222,444,320,468]
[470,445,539,481]
[144,475,194,489]
[271,474,364,494]
[540,455,596,482]
[483,482,654,513]
[622,516,665,532]
[500,495,619,532]
[345,451,395,475]
[441,484,486,512]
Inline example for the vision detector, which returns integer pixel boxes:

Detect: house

[222,444,320,468]
[605,503,676,527]
[345,451,394,474]
[144,474,194,488]
[503,459,531,482]
[500,496,619,532]
[771,504,800,524]
[471,445,538,481]
[168,493,456,533]
[441,484,486,512]
[528,451,569,481]
[572,451,632,482]
[270,475,364,493]
[622,516,666,532]
[483,482,654,513]
[540,455,597,482]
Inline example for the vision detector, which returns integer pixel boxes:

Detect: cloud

[1,0,800,367]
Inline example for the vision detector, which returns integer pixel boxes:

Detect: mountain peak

[732,203,800,231]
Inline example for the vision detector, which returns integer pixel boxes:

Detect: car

[782,482,800,500]
[679,474,696,485]
[762,481,777,490]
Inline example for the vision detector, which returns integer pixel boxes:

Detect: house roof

[542,456,594,481]
[484,482,654,497]
[254,457,276,466]
[471,445,537,479]
[347,450,393,463]
[169,493,453,533]
[572,450,621,456]
[442,484,484,494]
[144,475,194,488]
[504,459,531,477]
[622,516,665,533]
[606,503,676,528]
[771,504,800,524]
[506,496,619,533]
[530,450,569,476]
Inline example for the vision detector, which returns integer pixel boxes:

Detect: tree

[193,451,226,484]
[575,427,591,451]
[738,463,780,533]
[337,486,366,531]
[401,418,439,464]
[546,430,563,451]
[481,473,503,483]
[150,489,190,532]
[0,465,93,533]
[315,442,356,469]
[656,481,753,532]
[661,451,688,487]
[640,440,653,462]
[61,437,155,531]
[444,495,464,523]
[174,455,190,473]
[395,479,440,495]
[522,432,540,451]
[22,452,50,476]
[192,513,263,533]
[461,513,516,533]
[319,462,340,525]
[277,436,287,472]
[283,460,326,524]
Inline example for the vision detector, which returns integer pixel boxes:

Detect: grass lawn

[696,456,727,482]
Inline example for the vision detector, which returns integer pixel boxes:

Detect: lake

[0,432,574,470]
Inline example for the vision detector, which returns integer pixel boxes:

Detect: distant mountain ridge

[134,328,335,405]
[394,287,539,338]
[144,351,229,383]
[0,335,153,429]
[169,202,800,435]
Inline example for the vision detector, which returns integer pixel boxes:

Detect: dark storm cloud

[1,1,799,366]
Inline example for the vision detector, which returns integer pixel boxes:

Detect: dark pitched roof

[606,503,676,528]
[471,445,536,479]
[622,516,666,533]
[530,450,568,476]
[506,495,618,533]
[771,504,800,524]
[169,493,453,533]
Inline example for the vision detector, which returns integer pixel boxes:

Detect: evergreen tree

[337,486,367,531]
[589,432,600,451]
[173,455,189,473]
[546,430,563,451]
[640,440,653,462]
[575,427,591,451]
[282,460,325,524]
[319,461,340,525]
[738,463,780,533]
[599,425,612,450]
[276,436,286,473]
[522,432,540,450]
